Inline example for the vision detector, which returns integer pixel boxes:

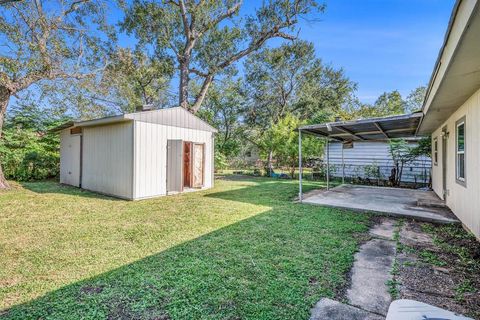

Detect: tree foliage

[0,102,67,181]
[197,78,245,158]
[340,86,426,121]
[242,40,354,170]
[122,0,324,112]
[405,85,426,113]
[0,0,114,187]
[258,114,321,178]
[389,139,412,186]
[245,40,355,128]
[101,48,175,113]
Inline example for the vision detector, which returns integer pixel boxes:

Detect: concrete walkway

[311,218,397,320]
[302,185,458,224]
[311,298,383,320]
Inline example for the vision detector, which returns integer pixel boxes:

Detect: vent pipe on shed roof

[136,104,153,112]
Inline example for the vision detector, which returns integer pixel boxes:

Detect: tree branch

[63,0,89,17]
[197,1,242,36]
[189,67,209,78]
[178,0,191,39]
[191,73,214,112]
[216,28,297,71]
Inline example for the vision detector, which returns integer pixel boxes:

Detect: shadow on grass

[19,180,123,201]
[2,177,369,320]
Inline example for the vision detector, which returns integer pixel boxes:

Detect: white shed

[53,107,217,200]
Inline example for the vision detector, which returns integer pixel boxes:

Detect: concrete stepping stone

[310,298,383,320]
[310,219,396,319]
[370,218,396,240]
[347,238,395,315]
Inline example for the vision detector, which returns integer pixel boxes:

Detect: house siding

[133,120,214,200]
[431,87,480,238]
[81,122,134,199]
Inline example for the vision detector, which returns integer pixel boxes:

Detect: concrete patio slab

[302,185,458,224]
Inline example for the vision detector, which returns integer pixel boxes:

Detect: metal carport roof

[298,112,423,141]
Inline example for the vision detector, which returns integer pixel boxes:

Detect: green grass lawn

[0,176,370,319]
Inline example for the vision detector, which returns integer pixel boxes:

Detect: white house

[324,139,431,185]
[53,107,217,200]
[417,0,480,238]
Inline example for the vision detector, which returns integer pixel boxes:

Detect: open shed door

[192,143,205,188]
[167,140,183,193]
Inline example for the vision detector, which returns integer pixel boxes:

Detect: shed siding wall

[60,129,81,187]
[431,87,480,238]
[133,121,214,199]
[325,141,431,183]
[82,122,134,199]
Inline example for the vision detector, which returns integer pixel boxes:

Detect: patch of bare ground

[106,300,170,320]
[394,220,480,319]
[79,285,104,295]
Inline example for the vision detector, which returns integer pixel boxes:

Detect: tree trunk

[398,162,404,187]
[0,87,10,189]
[267,150,273,177]
[191,74,214,113]
[179,58,190,109]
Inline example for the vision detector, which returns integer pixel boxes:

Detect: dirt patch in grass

[79,285,104,295]
[395,221,480,318]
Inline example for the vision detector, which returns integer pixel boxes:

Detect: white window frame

[433,137,438,166]
[455,117,466,186]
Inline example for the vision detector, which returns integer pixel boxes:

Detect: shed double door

[166,140,205,193]
[183,142,205,188]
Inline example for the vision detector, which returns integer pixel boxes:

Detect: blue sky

[215,0,455,104]
[296,0,455,103]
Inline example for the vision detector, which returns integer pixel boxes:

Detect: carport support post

[326,138,330,190]
[298,129,303,202]
[341,143,345,185]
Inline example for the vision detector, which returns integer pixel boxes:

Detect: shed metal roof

[51,107,218,133]
[299,113,423,142]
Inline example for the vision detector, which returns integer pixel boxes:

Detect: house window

[456,117,466,185]
[433,137,438,165]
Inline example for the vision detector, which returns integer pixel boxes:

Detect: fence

[303,163,431,188]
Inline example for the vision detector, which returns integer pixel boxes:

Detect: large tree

[122,0,323,112]
[100,48,174,113]
[245,40,355,128]
[197,78,245,158]
[0,0,114,188]
[244,40,355,170]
